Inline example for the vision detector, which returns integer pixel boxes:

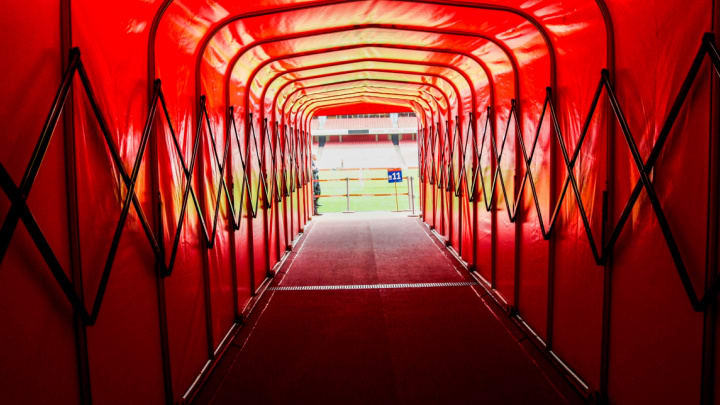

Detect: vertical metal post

[155,195,174,404]
[410,176,416,215]
[407,177,412,211]
[60,7,92,403]
[394,182,399,211]
[700,36,720,403]
[345,177,350,212]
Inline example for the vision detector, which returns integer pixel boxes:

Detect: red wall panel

[0,4,80,402]
[604,3,711,402]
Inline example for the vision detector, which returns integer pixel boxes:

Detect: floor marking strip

[269,281,477,291]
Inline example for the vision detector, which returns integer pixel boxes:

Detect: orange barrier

[312,175,417,213]
[321,193,410,198]
[313,177,407,182]
[318,167,418,171]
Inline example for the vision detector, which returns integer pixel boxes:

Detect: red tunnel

[1,1,719,404]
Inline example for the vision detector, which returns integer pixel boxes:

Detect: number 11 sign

[387,168,402,183]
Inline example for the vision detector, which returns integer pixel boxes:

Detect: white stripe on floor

[269,281,476,291]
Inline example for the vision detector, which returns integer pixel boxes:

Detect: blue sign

[387,168,403,183]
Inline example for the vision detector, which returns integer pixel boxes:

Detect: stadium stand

[313,140,418,170]
[310,112,418,144]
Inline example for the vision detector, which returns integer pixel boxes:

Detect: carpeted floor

[193,212,584,404]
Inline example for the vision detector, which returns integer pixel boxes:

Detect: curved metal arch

[293,84,444,128]
[297,88,439,136]
[147,0,615,207]
[220,22,521,91]
[298,85,435,128]
[295,85,437,121]
[210,25,520,166]
[301,96,440,184]
[282,78,446,127]
[146,0,615,181]
[235,24,517,111]
[262,54,481,129]
[237,41,503,193]
[277,91,432,206]
[277,73,450,199]
[221,24,520,127]
[297,92,431,125]
[301,94,427,120]
[172,0,566,110]
[294,85,436,113]
[307,101,429,131]
[278,71,455,130]
[305,100,427,133]
[281,74,453,132]
[306,98,428,132]
[285,72,470,223]
[299,97,427,141]
[278,69,456,124]
[298,91,436,137]
[269,58,469,124]
[204,17,541,144]
[298,83,437,129]
[174,7,544,218]
[295,96,427,191]
[254,44,492,126]
[306,98,427,122]
[302,96,429,134]
[289,78,444,132]
[301,99,428,154]
[254,42,495,113]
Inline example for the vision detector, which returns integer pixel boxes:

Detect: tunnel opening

[311,107,421,214]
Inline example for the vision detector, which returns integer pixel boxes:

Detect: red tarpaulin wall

[0,1,719,404]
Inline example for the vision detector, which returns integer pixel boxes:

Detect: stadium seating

[314,141,418,169]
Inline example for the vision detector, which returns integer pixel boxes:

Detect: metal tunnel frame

[8,1,720,405]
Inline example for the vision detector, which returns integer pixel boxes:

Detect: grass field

[315,168,420,213]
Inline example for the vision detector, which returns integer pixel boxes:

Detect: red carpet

[194,213,583,404]
[280,213,466,286]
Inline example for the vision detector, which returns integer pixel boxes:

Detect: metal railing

[419,33,720,312]
[0,47,310,325]
[313,175,417,213]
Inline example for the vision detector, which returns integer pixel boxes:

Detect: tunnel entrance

[311,110,421,214]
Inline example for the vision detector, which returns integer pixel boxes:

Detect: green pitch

[315,168,421,213]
